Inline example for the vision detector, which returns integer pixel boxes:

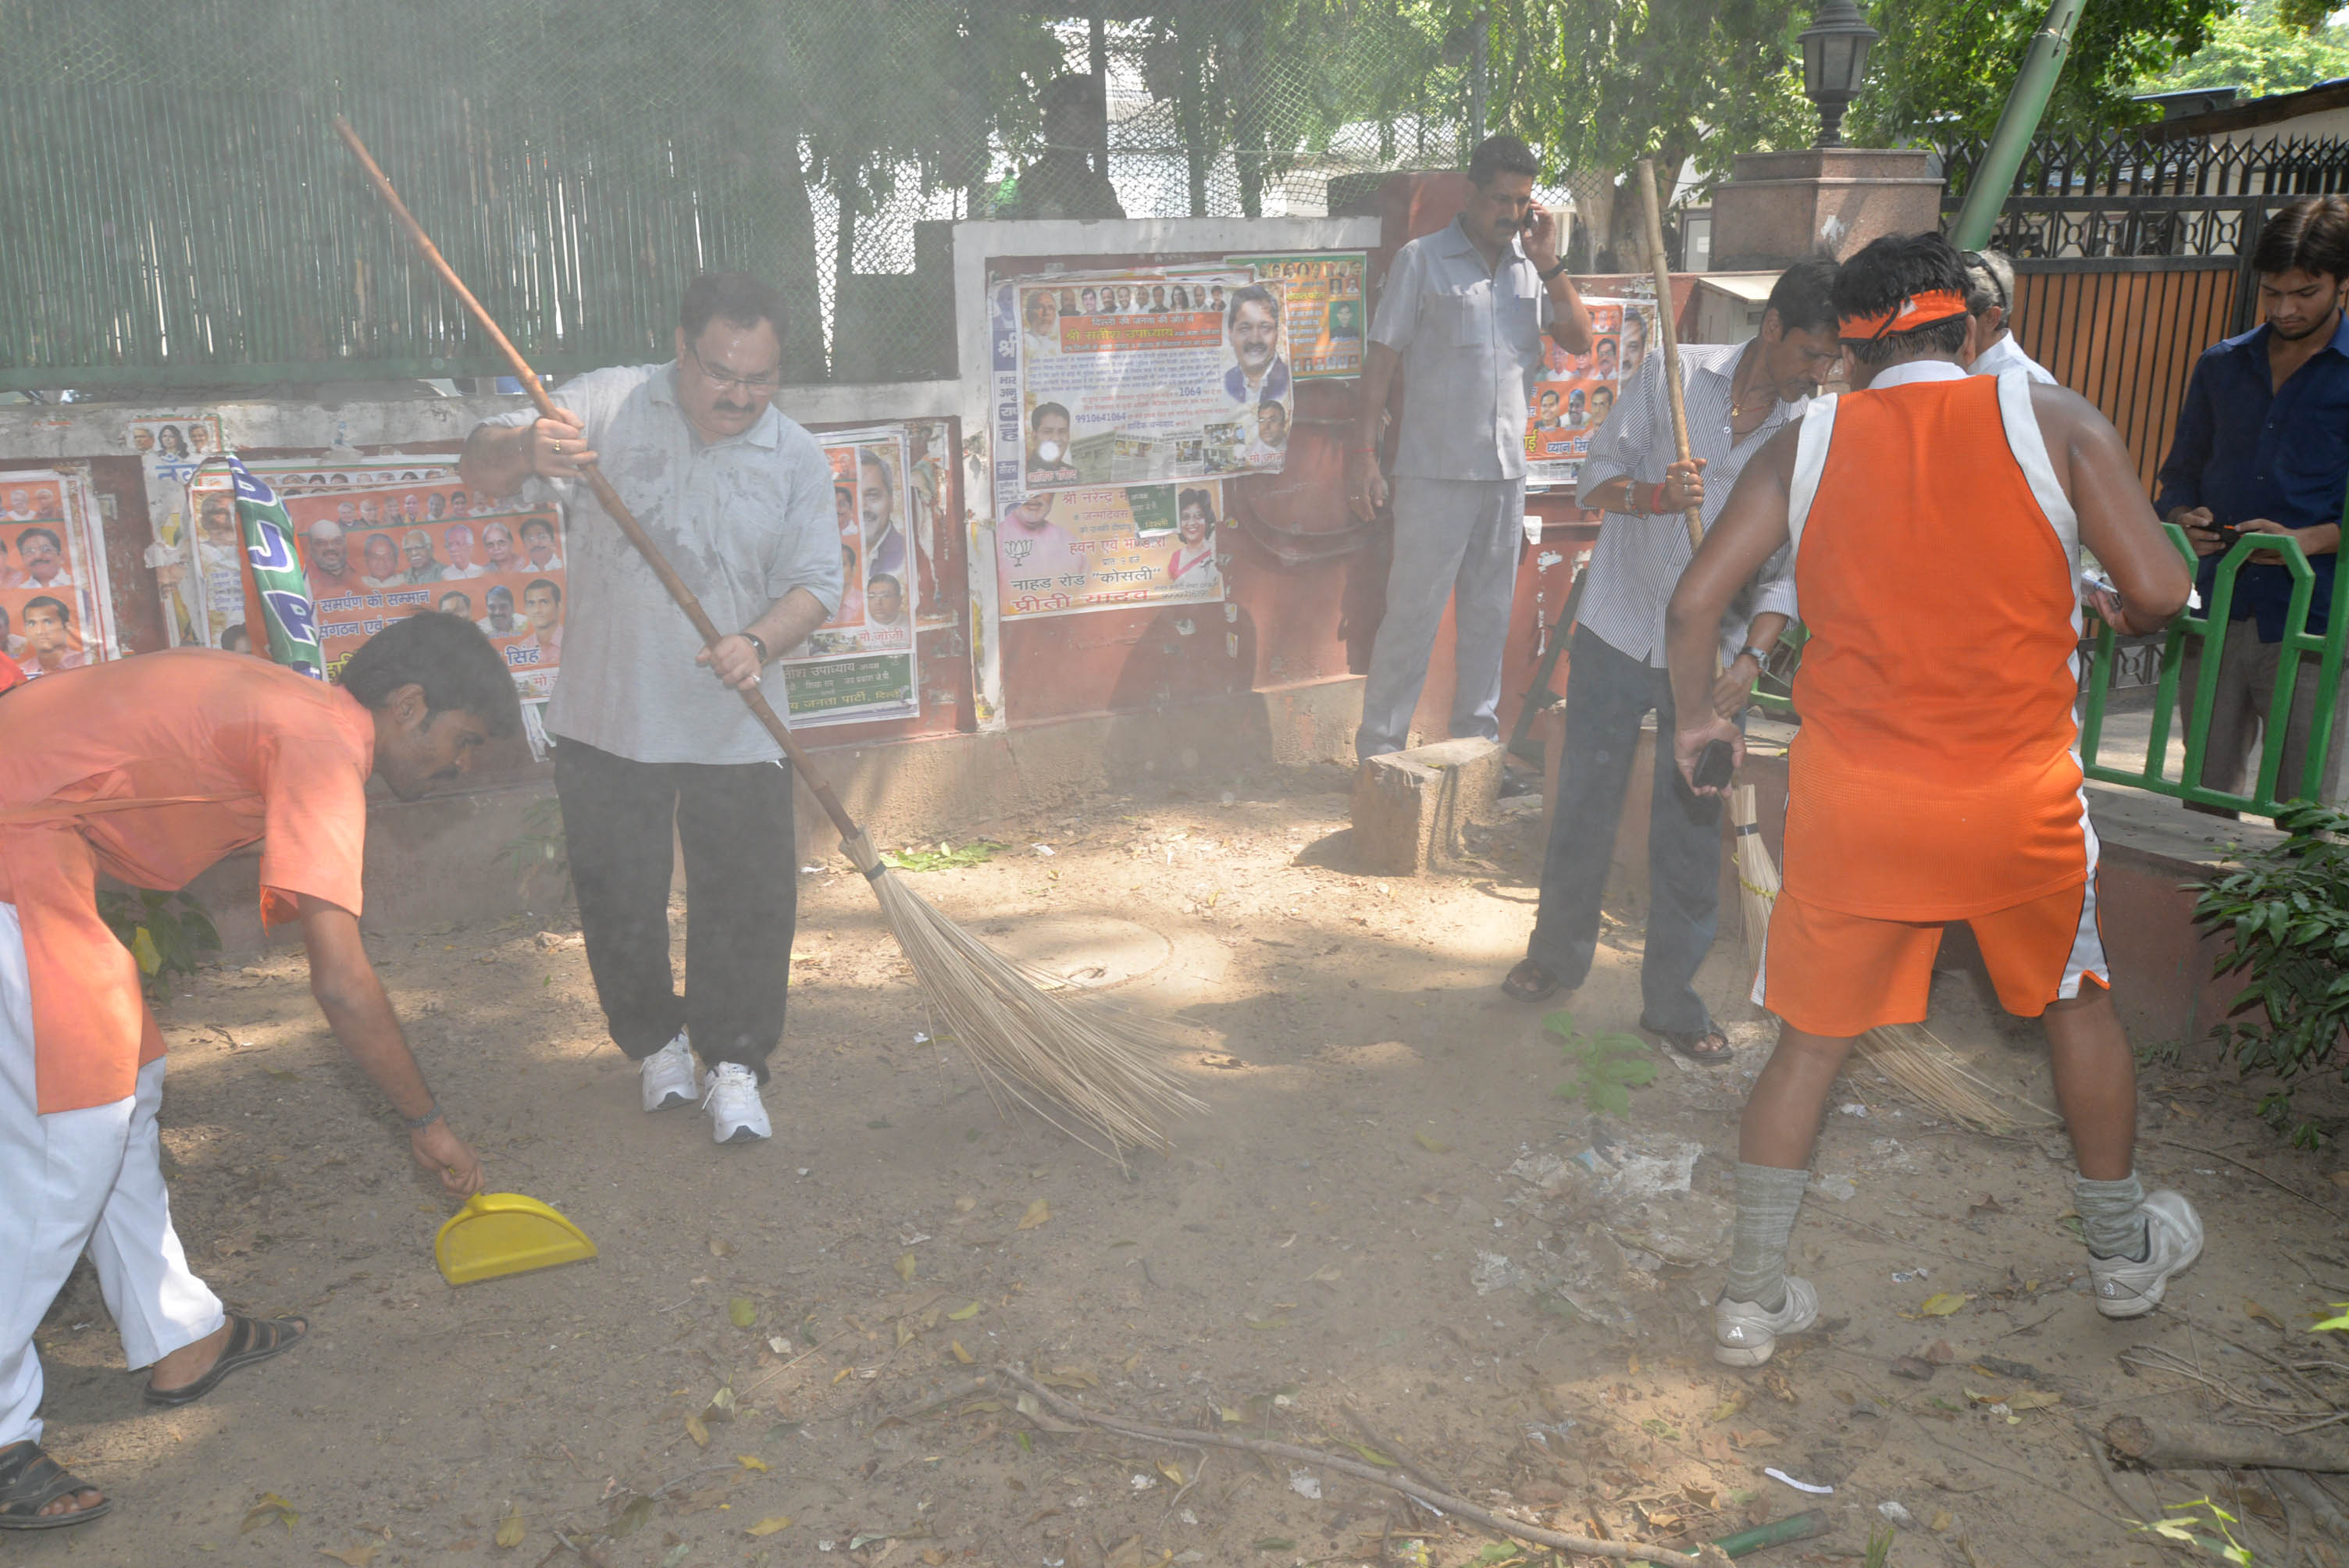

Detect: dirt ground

[23,761,2349,1568]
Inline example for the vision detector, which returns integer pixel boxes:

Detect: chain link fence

[0,0,1490,394]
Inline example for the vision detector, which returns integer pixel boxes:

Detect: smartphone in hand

[1693,739,1734,792]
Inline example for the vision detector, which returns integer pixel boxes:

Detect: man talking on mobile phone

[1347,134,1594,764]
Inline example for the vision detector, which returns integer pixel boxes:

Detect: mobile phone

[1694,739,1734,791]
[2215,522,2243,546]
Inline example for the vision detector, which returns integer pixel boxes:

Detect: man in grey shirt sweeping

[1347,134,1594,761]
[460,273,842,1146]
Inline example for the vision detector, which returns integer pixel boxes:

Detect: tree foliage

[2141,0,2349,98]
[1852,0,2237,142]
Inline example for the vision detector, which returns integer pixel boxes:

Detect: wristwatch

[740,632,770,665]
[1738,645,1771,667]
[1539,258,1571,282]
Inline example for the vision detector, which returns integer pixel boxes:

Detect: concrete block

[1350,736,1505,875]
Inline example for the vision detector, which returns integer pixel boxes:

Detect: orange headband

[1837,288,1971,342]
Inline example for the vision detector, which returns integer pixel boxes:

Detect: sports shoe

[701,1062,771,1144]
[1714,1276,1820,1368]
[640,1032,697,1112]
[2089,1189,2203,1320]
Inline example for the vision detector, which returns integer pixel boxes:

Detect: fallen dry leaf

[896,1252,918,1284]
[1919,1292,1969,1317]
[1930,1510,1955,1533]
[1306,1263,1343,1285]
[947,1301,982,1321]
[950,1340,974,1364]
[685,1413,710,1448]
[2006,1390,2062,1411]
[737,1454,768,1472]
[745,1515,793,1537]
[1922,1339,1955,1364]
[1157,1460,1185,1485]
[320,1545,382,1566]
[241,1493,298,1534]
[1708,1392,1748,1422]
[2246,1299,2287,1331]
[1889,1356,1937,1381]
[954,1194,978,1212]
[1017,1199,1052,1230]
[494,1511,526,1549]
[1413,1131,1451,1154]
[1729,1428,1780,1449]
[728,1297,757,1329]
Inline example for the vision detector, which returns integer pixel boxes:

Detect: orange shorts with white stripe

[1753,878,2110,1039]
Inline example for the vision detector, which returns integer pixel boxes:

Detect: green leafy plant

[1545,1010,1656,1117]
[2187,803,2349,1149]
[96,887,220,1003]
[1862,1520,1897,1568]
[497,795,570,901]
[2134,1497,2255,1565]
[881,839,1003,872]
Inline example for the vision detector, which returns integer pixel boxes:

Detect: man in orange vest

[1664,233,2198,1367]
[0,616,514,1527]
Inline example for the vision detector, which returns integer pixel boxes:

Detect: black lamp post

[1797,0,1880,148]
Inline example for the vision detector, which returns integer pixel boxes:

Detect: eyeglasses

[689,345,784,396]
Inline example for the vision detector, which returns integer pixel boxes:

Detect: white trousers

[0,901,224,1448]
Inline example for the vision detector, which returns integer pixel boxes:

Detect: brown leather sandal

[1501,958,1559,1003]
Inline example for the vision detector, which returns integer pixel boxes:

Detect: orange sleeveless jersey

[1782,369,2092,921]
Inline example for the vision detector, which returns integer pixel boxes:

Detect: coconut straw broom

[1635,163,2042,1134]
[333,118,1203,1162]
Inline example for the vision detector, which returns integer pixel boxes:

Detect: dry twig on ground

[989,1365,1735,1566]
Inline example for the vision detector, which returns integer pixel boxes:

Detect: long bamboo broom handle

[333,116,871,850]
[1634,156,1705,561]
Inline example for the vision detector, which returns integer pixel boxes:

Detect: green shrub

[96,887,220,1003]
[2187,802,2349,1149]
[1544,1009,1656,1117]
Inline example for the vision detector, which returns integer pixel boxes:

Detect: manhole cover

[981,915,1171,989]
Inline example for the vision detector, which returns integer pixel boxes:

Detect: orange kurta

[1783,370,2090,921]
[0,649,374,1113]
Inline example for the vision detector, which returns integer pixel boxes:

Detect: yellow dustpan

[434,1192,598,1285]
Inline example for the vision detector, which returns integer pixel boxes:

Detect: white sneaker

[701,1063,771,1144]
[1714,1276,1820,1367]
[2089,1190,2203,1320]
[640,1032,697,1112]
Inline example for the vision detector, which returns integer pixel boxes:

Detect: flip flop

[1501,958,1559,1003]
[1641,1017,1736,1066]
[141,1313,308,1408]
[0,1440,112,1530]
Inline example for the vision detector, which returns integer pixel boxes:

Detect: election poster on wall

[1012,268,1292,491]
[2,468,117,680]
[994,482,1225,622]
[1525,298,1657,491]
[125,414,222,646]
[779,425,920,729]
[214,458,565,701]
[1224,252,1367,379]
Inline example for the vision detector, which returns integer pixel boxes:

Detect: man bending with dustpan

[0,617,515,1527]
[1665,233,2201,1368]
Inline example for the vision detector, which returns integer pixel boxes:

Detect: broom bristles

[1731,785,1777,960]
[854,837,1205,1164]
[1858,1022,2059,1135]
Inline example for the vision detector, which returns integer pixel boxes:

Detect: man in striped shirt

[1506,260,1841,1064]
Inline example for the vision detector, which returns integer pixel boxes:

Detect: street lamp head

[1798,0,1880,148]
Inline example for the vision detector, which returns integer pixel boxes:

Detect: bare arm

[1711,609,1791,720]
[1666,426,1799,791]
[1347,340,1403,522]
[2035,385,2193,636]
[695,585,832,690]
[458,412,600,501]
[300,896,483,1197]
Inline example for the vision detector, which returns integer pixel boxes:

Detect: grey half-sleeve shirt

[1370,216,1553,481]
[491,362,845,764]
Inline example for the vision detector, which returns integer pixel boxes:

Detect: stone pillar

[1708,148,1944,271]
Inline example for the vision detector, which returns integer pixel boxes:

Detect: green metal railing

[2079,523,2349,818]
